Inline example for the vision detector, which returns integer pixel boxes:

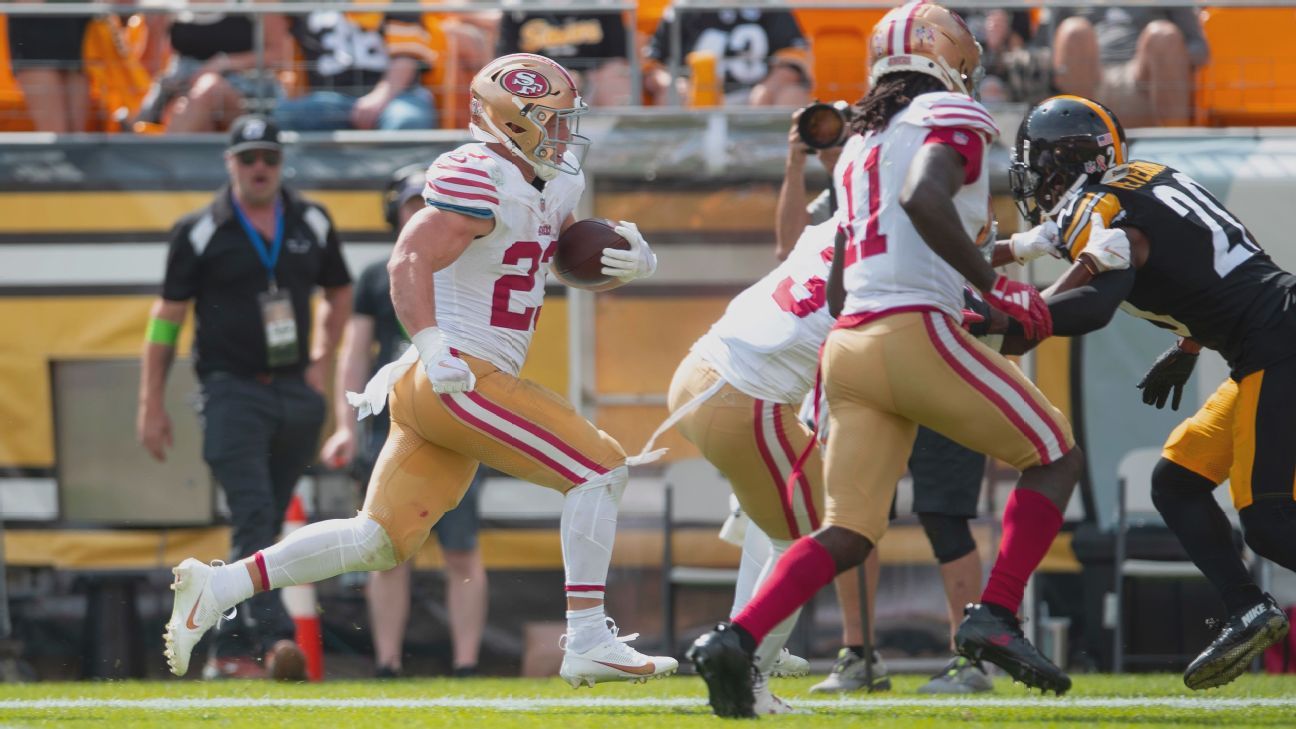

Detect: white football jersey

[833,91,998,320]
[692,220,837,405]
[423,143,584,375]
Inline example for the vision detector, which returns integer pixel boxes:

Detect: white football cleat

[558,619,679,688]
[163,558,232,677]
[753,671,808,715]
[769,648,810,678]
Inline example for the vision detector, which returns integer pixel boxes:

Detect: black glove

[961,286,993,337]
[1136,345,1198,410]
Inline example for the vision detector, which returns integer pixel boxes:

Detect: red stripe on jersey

[930,107,997,125]
[435,163,491,179]
[929,112,999,134]
[430,183,499,206]
[438,175,497,192]
[924,127,986,184]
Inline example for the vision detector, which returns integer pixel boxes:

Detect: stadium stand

[0,16,33,132]
[792,9,884,104]
[1195,7,1296,126]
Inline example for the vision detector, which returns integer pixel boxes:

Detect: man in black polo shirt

[137,115,352,679]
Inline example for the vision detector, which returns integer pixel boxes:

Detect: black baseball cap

[384,164,429,230]
[227,115,283,154]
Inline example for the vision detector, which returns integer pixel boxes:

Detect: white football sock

[258,513,397,589]
[560,466,627,602]
[751,537,800,673]
[209,562,254,611]
[730,521,773,619]
[565,605,608,653]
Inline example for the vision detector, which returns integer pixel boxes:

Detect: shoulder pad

[1056,187,1126,261]
[424,145,502,219]
[897,92,999,141]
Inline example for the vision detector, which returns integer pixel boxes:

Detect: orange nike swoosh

[593,659,656,676]
[185,591,203,630]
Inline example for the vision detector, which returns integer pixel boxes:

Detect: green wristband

[146,317,181,346]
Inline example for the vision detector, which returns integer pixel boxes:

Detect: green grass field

[1,673,1293,727]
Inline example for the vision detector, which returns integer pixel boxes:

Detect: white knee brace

[262,513,398,589]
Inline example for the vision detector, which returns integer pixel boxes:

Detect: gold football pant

[364,354,625,561]
[668,352,823,541]
[1163,357,1296,509]
[822,309,1075,544]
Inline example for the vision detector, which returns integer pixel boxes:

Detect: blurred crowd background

[1,1,1293,134]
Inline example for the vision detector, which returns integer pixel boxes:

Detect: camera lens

[796,102,848,150]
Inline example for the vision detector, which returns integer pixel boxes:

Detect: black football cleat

[955,603,1071,695]
[686,623,757,719]
[1184,593,1290,690]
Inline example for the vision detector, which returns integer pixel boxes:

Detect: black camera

[796,100,854,150]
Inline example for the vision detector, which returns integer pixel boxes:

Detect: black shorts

[905,426,986,518]
[7,16,91,68]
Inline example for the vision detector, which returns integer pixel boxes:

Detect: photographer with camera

[775,101,849,260]
[774,100,999,695]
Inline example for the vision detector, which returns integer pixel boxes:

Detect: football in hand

[553,218,629,288]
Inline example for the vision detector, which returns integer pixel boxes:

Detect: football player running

[660,218,834,714]
[1005,94,1295,690]
[163,53,676,687]
[687,3,1082,717]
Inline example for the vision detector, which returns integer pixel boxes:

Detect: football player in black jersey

[1005,95,1295,691]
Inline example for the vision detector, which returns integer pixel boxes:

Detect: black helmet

[1010,95,1128,224]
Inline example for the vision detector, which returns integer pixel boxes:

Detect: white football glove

[1078,215,1131,273]
[601,220,658,282]
[1007,220,1062,264]
[411,327,475,394]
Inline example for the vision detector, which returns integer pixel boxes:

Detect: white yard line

[0,697,1293,711]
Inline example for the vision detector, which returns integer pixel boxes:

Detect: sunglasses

[235,149,282,167]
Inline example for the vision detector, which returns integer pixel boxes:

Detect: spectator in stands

[274,11,437,131]
[955,8,1051,104]
[644,8,810,106]
[6,4,91,132]
[496,10,631,107]
[137,4,292,132]
[137,116,352,679]
[319,167,488,679]
[1040,6,1208,126]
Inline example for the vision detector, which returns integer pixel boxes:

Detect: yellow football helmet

[869,2,984,97]
[468,53,589,180]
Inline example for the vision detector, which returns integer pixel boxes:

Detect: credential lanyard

[233,197,285,291]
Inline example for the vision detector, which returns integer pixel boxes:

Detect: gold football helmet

[469,53,589,180]
[868,2,984,97]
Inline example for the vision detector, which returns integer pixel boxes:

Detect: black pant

[200,371,325,657]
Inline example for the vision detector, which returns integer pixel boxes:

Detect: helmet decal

[500,69,551,98]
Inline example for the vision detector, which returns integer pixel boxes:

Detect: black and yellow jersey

[1055,160,1296,379]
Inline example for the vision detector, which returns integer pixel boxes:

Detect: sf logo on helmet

[500,69,551,98]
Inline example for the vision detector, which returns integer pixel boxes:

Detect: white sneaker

[558,619,679,688]
[753,671,807,715]
[163,558,233,677]
[769,648,810,678]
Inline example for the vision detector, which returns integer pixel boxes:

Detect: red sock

[981,488,1063,613]
[732,536,837,644]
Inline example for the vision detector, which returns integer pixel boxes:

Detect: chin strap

[471,118,557,181]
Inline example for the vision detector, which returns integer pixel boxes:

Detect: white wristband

[410,326,443,367]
